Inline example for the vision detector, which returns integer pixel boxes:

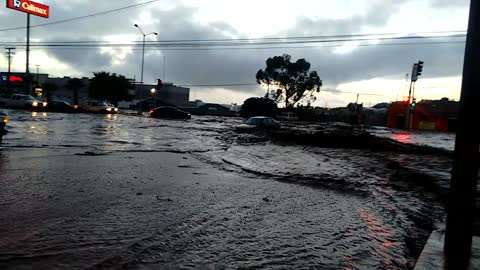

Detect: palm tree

[66,78,84,105]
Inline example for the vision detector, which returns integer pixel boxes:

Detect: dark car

[236,116,280,132]
[0,110,8,144]
[47,101,76,113]
[149,106,191,119]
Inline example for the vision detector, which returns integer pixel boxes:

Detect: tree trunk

[285,85,289,108]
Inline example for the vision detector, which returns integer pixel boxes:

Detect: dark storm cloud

[286,0,409,37]
[430,0,469,8]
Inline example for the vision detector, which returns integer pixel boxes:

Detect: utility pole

[26,13,31,95]
[444,1,480,269]
[163,54,166,82]
[5,47,15,93]
[35,64,40,87]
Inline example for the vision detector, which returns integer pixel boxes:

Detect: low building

[135,82,190,107]
[0,72,49,96]
[387,98,458,132]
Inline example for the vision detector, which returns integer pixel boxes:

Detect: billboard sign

[0,73,24,83]
[6,0,49,18]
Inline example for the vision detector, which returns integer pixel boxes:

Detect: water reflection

[359,208,404,268]
[392,133,412,144]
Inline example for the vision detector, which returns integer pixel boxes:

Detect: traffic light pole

[444,0,480,268]
[406,80,414,129]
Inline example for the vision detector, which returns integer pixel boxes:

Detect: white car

[236,116,280,132]
[0,94,47,109]
[85,101,118,114]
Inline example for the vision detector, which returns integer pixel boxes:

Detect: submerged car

[47,100,76,113]
[85,101,118,114]
[0,110,7,144]
[236,116,280,132]
[149,106,191,119]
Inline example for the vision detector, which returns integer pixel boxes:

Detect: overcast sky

[0,0,471,107]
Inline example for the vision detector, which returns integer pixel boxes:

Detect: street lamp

[151,88,156,94]
[134,24,158,99]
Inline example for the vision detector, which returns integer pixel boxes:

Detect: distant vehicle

[84,101,118,114]
[0,110,7,144]
[0,94,47,109]
[149,106,191,119]
[47,101,76,113]
[236,116,280,132]
[106,103,119,113]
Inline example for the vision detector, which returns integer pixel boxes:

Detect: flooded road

[0,110,452,269]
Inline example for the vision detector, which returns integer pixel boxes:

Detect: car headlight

[43,102,48,107]
[106,108,112,112]
[73,105,78,109]
[114,108,118,112]
[32,101,38,107]
[3,117,8,124]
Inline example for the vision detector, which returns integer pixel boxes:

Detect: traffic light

[411,98,416,108]
[416,61,423,76]
[157,79,163,89]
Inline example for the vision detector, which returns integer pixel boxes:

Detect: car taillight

[149,110,154,114]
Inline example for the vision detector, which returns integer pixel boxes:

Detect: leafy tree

[240,97,278,118]
[66,78,84,105]
[42,82,58,102]
[89,72,131,103]
[256,54,322,108]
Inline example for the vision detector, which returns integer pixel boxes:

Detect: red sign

[9,75,23,82]
[6,0,49,18]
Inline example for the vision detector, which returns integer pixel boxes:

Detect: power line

[0,34,466,49]
[0,0,162,32]
[0,30,466,44]
[12,40,466,52]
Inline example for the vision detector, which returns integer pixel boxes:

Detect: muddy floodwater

[0,110,453,269]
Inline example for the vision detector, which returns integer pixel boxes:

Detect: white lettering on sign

[22,2,48,15]
[13,0,21,8]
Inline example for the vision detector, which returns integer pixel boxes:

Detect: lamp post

[134,24,157,100]
[35,64,40,87]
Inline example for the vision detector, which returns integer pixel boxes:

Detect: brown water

[0,110,450,269]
